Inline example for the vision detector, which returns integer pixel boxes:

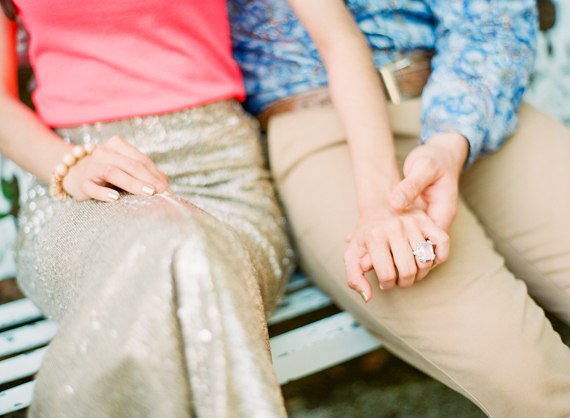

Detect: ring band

[412,240,435,263]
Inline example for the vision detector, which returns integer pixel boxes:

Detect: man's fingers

[390,175,431,211]
[426,202,456,233]
[424,182,458,232]
[390,159,439,211]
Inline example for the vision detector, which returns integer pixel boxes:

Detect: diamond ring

[412,240,435,263]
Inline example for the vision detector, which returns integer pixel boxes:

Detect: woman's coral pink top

[13,0,245,127]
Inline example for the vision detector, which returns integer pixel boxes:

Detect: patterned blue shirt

[228,0,537,166]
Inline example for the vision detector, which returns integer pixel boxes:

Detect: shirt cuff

[420,118,485,169]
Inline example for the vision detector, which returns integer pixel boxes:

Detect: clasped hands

[345,132,469,301]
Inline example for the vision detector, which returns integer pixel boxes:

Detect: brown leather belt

[257,50,434,130]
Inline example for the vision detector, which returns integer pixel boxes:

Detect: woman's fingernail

[108,192,119,201]
[394,192,407,208]
[163,190,173,196]
[359,291,369,303]
[142,186,155,196]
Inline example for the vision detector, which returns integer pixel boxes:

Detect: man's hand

[389,132,469,232]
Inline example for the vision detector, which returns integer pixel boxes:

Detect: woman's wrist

[50,143,96,200]
[355,165,401,215]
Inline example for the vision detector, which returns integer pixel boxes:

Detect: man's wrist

[424,132,469,174]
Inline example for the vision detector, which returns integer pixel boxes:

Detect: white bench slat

[268,286,332,325]
[270,311,382,385]
[0,381,35,415]
[0,298,43,331]
[0,347,48,385]
[0,319,57,357]
[0,273,379,413]
[284,272,310,293]
[1,314,380,409]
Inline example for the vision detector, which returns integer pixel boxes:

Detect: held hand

[344,204,450,301]
[62,135,172,202]
[389,133,469,232]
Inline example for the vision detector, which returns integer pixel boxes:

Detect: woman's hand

[344,203,450,301]
[389,132,469,232]
[62,135,172,202]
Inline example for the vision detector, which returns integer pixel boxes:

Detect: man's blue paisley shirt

[228,0,537,166]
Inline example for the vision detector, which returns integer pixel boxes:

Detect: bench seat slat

[0,298,44,331]
[0,381,35,415]
[270,311,382,385]
[284,272,310,293]
[0,273,380,412]
[0,347,48,385]
[268,286,332,325]
[0,319,58,357]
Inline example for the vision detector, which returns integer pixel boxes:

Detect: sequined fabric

[16,100,294,418]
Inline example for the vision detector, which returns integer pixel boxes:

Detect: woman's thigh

[460,103,570,324]
[17,101,293,317]
[268,106,570,417]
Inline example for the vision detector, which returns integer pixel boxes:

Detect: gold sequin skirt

[16,100,294,418]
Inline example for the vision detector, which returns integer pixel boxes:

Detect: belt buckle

[379,51,432,104]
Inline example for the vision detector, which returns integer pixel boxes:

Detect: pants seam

[274,140,346,187]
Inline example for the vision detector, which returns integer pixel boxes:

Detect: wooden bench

[0,272,381,415]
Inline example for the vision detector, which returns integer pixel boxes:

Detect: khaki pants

[267,99,570,417]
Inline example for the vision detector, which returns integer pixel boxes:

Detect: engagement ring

[413,240,435,263]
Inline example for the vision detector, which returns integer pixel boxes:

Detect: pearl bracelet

[49,142,96,201]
